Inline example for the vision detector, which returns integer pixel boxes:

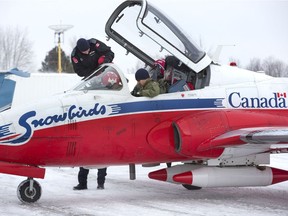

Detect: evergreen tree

[39,47,73,73]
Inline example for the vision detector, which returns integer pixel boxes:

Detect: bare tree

[284,65,288,77]
[0,26,34,70]
[246,58,263,72]
[245,57,288,77]
[263,57,286,77]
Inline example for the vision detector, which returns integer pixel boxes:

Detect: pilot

[101,71,122,90]
[71,38,114,78]
[131,68,160,97]
[150,58,166,80]
[154,56,194,93]
[158,65,173,94]
[73,167,107,190]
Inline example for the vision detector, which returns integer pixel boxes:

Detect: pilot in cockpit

[151,56,195,93]
[131,68,160,97]
[73,67,123,91]
[101,71,123,90]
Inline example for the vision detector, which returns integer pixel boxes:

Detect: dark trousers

[78,167,107,185]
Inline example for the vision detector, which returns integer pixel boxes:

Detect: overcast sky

[1,0,288,72]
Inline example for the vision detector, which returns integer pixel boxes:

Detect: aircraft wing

[198,127,288,152]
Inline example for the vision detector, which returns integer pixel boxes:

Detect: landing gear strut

[17,178,42,203]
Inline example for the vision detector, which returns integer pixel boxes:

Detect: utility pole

[49,24,73,73]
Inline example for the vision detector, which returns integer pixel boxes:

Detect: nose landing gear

[17,178,42,203]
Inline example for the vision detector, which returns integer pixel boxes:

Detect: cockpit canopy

[105,0,211,73]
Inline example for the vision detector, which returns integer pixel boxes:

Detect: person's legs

[97,168,107,189]
[73,167,89,190]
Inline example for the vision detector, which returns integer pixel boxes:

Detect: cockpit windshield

[73,65,123,91]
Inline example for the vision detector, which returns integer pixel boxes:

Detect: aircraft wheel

[17,178,42,203]
[182,184,202,190]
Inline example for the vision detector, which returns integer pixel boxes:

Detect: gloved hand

[131,85,142,97]
[131,90,141,97]
[98,55,105,65]
[98,55,112,65]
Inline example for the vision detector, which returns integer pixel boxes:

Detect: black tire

[17,179,42,203]
[182,184,202,190]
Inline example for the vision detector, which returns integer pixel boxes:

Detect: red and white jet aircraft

[1,0,288,203]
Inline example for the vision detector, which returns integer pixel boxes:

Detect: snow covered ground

[1,154,288,216]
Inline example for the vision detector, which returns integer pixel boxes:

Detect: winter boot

[73,184,87,190]
[97,184,104,190]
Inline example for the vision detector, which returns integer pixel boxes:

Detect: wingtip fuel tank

[149,165,288,188]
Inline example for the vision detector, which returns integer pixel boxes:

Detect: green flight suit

[132,78,160,98]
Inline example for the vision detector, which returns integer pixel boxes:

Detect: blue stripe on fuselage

[109,98,224,115]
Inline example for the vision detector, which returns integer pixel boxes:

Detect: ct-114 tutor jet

[1,0,288,203]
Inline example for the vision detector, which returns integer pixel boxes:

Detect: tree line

[0,27,73,73]
[0,27,288,76]
[246,57,288,77]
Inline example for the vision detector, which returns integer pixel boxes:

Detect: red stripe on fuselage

[0,109,288,167]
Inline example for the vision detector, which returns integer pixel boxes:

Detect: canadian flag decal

[277,92,286,98]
